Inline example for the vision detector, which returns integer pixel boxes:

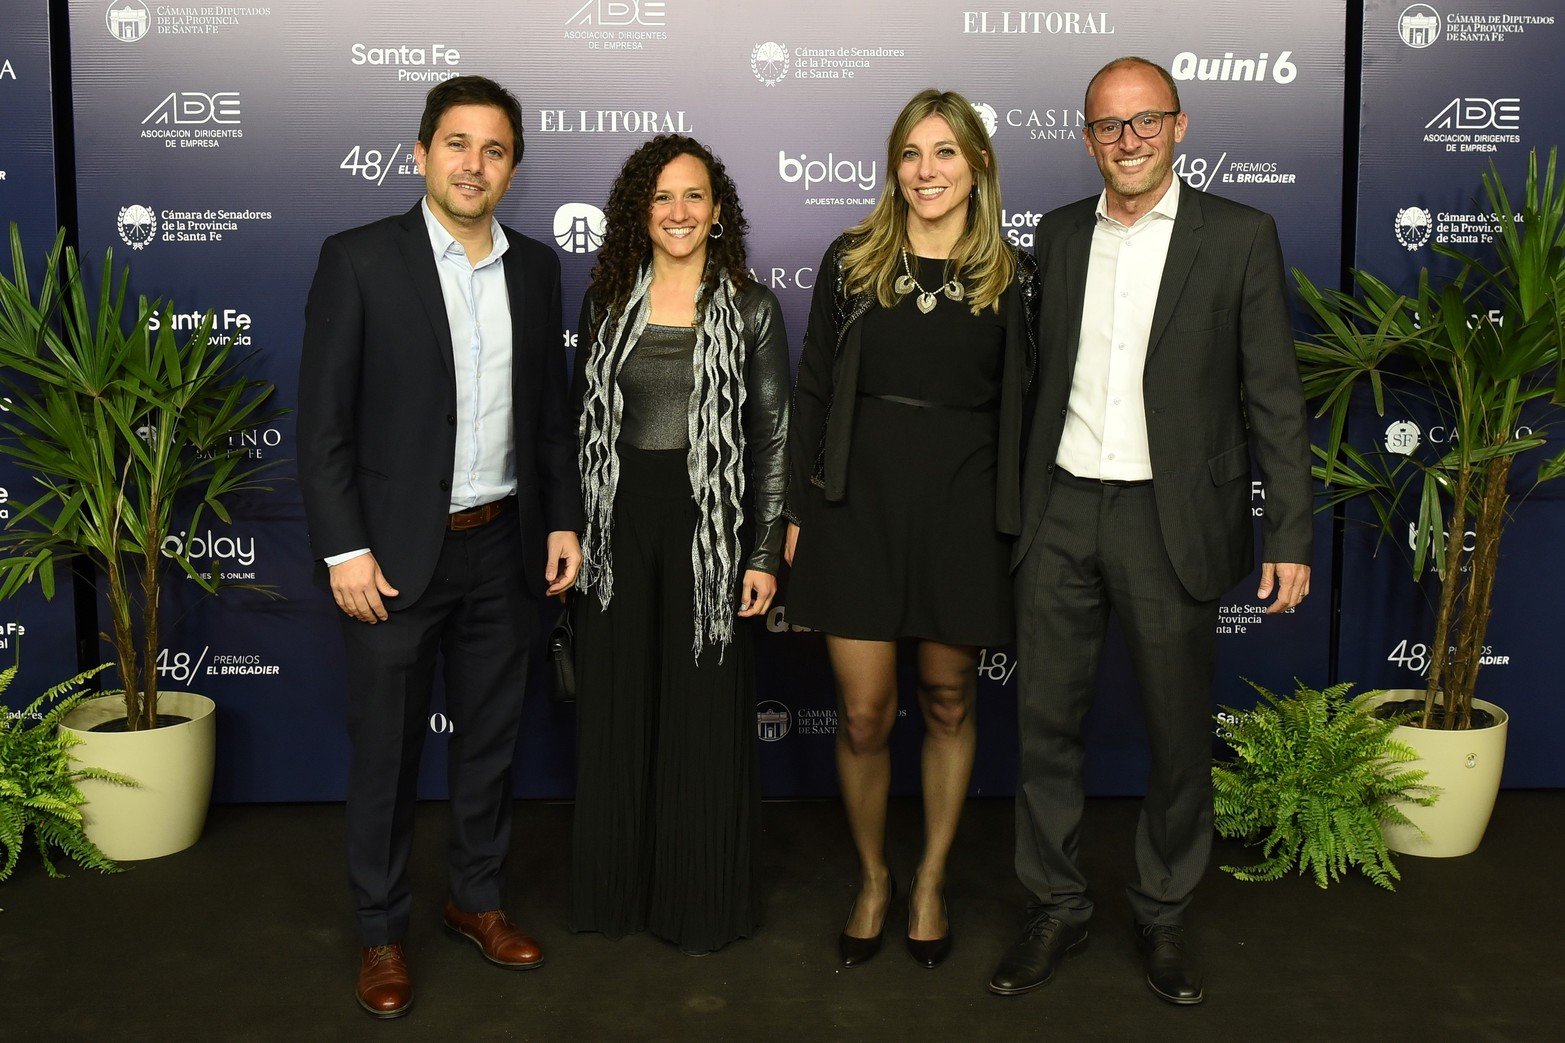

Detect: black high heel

[906,879,952,969]
[837,874,898,968]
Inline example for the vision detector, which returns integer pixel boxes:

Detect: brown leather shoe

[356,944,413,1018]
[443,900,544,968]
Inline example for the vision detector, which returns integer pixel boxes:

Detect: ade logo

[568,0,665,26]
[144,92,241,126]
[1426,97,1520,131]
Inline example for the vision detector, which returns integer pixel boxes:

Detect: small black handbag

[547,602,576,703]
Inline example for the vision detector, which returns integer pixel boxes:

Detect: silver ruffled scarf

[576,264,749,661]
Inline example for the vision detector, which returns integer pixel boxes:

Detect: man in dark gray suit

[299,76,582,1019]
[990,57,1312,1005]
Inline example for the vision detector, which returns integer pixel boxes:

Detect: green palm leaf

[0,223,285,728]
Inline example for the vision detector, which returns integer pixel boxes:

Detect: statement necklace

[895,247,965,314]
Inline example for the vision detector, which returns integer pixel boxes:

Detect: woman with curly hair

[785,89,1038,969]
[569,134,789,954]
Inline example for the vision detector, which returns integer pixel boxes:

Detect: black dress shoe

[905,929,952,969]
[1137,923,1204,1005]
[988,913,1087,996]
[906,890,951,969]
[837,875,897,967]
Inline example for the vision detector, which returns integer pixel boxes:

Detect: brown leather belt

[447,498,510,531]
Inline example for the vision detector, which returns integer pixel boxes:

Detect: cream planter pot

[1369,690,1508,858]
[60,691,216,861]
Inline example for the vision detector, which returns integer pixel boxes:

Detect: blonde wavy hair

[841,88,1014,314]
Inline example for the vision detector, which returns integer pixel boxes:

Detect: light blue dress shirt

[323,198,517,568]
[420,197,517,511]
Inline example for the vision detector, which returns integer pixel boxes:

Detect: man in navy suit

[991,57,1312,1006]
[298,75,582,1019]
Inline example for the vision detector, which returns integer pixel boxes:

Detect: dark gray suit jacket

[1014,185,1311,601]
[297,203,584,608]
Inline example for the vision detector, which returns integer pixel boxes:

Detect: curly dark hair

[590,135,751,317]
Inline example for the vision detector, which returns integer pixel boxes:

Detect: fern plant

[0,663,134,882]
[1212,680,1437,891]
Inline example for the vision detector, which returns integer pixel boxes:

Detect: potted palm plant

[1292,148,1564,856]
[0,224,280,860]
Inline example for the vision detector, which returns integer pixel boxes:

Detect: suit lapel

[395,203,455,383]
[501,238,526,357]
[1061,205,1095,376]
[1145,186,1204,359]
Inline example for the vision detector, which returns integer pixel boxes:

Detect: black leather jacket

[573,281,791,575]
[787,234,1040,534]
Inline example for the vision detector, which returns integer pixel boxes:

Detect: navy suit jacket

[298,203,583,607]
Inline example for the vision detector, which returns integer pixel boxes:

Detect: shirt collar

[1094,173,1182,229]
[420,196,508,268]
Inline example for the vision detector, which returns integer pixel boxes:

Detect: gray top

[617,323,697,451]
[574,281,793,576]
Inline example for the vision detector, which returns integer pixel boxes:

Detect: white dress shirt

[1055,177,1181,482]
[323,199,516,568]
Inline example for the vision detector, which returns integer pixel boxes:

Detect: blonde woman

[785,89,1038,969]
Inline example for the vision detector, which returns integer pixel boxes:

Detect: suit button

[447,414,456,425]
[1046,464,1055,474]
[1059,408,1067,418]
[439,479,450,491]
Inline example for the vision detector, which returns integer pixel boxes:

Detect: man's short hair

[418,75,525,160]
[1084,57,1182,115]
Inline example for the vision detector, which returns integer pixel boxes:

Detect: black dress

[787,255,1014,645]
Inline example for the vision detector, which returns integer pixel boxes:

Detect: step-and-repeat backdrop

[0,2,81,711]
[1,1,1551,798]
[1345,0,1564,787]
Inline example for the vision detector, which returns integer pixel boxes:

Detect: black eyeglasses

[1085,110,1180,145]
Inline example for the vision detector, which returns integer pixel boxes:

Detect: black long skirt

[569,446,761,951]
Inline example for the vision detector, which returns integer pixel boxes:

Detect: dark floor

[1,794,1559,1041]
